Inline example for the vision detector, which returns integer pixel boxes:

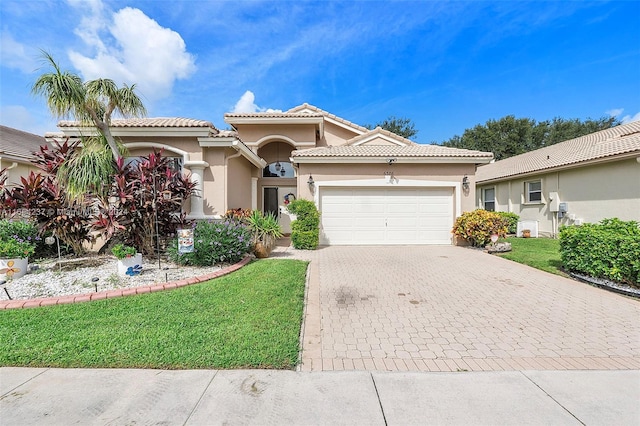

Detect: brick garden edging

[0,256,252,310]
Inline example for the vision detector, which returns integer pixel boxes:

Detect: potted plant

[246,210,283,258]
[111,244,143,276]
[0,238,35,280]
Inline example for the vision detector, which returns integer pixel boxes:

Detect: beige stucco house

[48,104,493,245]
[0,125,45,186]
[476,121,640,237]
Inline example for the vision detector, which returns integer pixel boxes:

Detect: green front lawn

[497,237,566,276]
[0,259,308,370]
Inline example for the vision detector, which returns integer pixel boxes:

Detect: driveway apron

[296,245,640,372]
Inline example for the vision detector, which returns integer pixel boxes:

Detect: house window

[263,162,295,178]
[526,180,542,203]
[483,188,495,211]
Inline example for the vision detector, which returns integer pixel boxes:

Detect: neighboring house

[476,121,640,237]
[48,104,493,245]
[0,125,46,186]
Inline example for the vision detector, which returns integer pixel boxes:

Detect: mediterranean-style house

[40,104,493,245]
[0,125,44,186]
[476,120,640,237]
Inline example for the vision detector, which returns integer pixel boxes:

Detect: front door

[263,186,297,234]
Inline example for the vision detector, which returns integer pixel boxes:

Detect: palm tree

[32,51,147,198]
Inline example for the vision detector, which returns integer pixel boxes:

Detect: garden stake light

[91,277,99,292]
[0,280,11,300]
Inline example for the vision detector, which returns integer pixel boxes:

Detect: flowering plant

[0,238,35,258]
[111,243,137,259]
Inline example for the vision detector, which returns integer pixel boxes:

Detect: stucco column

[251,177,258,210]
[184,161,209,218]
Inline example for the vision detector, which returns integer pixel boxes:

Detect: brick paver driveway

[295,246,640,372]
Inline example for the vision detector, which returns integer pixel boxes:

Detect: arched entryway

[257,141,297,234]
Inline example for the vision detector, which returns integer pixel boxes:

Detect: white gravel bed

[1,255,223,301]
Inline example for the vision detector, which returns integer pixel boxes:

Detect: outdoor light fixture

[384,171,394,183]
[275,143,282,172]
[307,175,315,188]
[462,175,470,190]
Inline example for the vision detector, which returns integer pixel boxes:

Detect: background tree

[365,116,418,140]
[32,52,146,199]
[440,115,619,160]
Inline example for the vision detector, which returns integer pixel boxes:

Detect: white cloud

[67,2,196,101]
[0,106,55,136]
[232,91,282,113]
[621,112,640,124]
[606,108,624,117]
[0,31,38,73]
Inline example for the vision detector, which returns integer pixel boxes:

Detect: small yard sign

[177,228,194,254]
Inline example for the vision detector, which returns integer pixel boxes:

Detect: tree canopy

[439,115,619,161]
[32,51,147,199]
[365,116,418,140]
[32,51,146,162]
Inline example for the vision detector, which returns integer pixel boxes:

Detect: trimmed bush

[288,199,320,250]
[495,211,519,234]
[560,218,640,285]
[452,209,508,247]
[167,219,252,266]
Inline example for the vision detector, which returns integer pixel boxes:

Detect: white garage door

[320,187,454,245]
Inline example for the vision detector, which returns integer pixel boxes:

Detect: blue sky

[1,0,639,143]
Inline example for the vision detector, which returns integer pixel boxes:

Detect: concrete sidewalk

[2,368,639,425]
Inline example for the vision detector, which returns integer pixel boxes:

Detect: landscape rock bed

[1,255,223,301]
[570,272,640,299]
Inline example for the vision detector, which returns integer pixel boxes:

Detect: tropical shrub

[452,209,509,247]
[1,141,93,254]
[91,150,196,255]
[167,219,252,266]
[495,211,519,234]
[560,218,640,285]
[288,199,319,250]
[246,210,283,249]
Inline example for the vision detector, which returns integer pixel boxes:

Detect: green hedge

[288,199,319,250]
[559,218,640,285]
[495,211,519,234]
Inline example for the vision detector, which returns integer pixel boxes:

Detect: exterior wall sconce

[307,175,315,188]
[462,175,470,190]
[384,171,394,183]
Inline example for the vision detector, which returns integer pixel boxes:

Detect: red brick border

[0,256,252,310]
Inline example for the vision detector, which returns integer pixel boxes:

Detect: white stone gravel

[0,255,223,301]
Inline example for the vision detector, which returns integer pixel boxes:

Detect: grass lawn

[0,259,308,370]
[497,237,566,276]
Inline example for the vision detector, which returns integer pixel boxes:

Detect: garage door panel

[320,187,453,245]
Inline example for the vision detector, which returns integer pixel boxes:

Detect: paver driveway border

[280,245,640,372]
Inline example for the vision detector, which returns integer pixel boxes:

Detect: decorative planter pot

[116,253,143,276]
[253,242,272,259]
[0,257,29,280]
[522,229,531,238]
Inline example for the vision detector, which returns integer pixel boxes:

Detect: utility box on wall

[558,202,568,219]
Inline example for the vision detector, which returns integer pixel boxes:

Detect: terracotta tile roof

[287,103,369,133]
[58,117,218,131]
[345,126,417,146]
[224,111,324,119]
[0,125,46,160]
[292,144,494,159]
[476,121,640,183]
